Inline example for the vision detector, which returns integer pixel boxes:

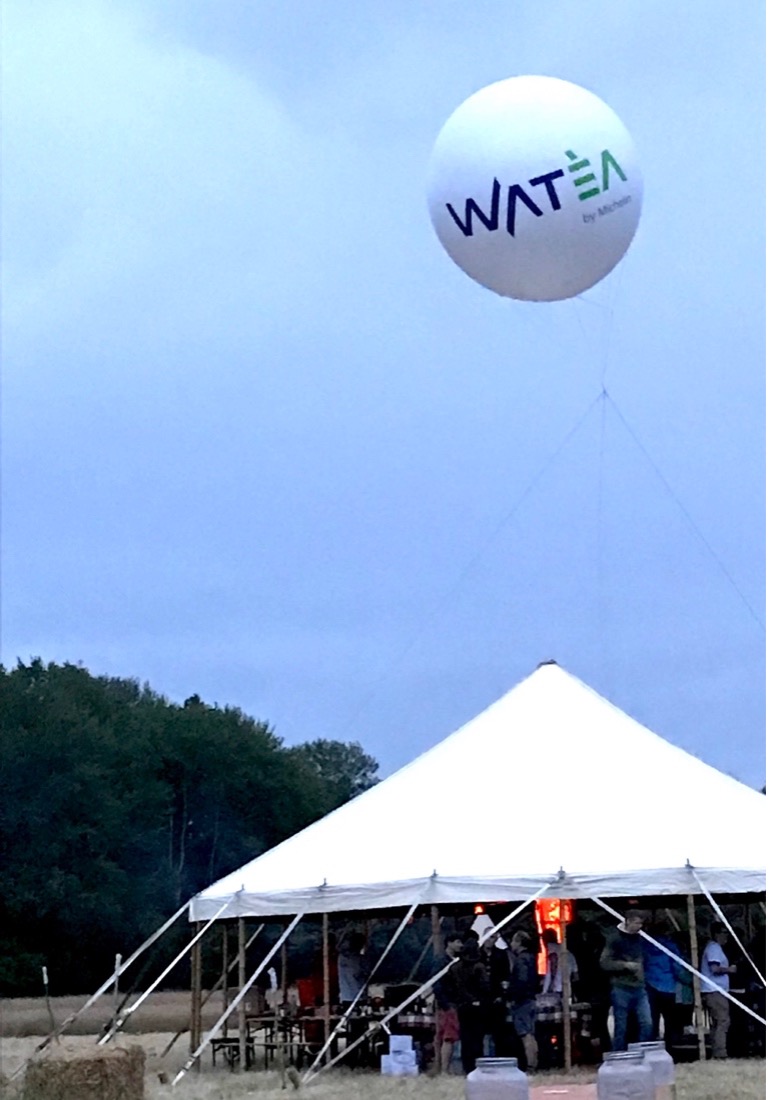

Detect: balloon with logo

[427,76,642,302]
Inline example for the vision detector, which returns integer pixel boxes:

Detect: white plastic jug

[597,1051,655,1100]
[628,1041,675,1100]
[466,1057,530,1100]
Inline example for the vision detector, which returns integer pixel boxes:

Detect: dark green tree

[0,659,378,995]
[287,738,379,810]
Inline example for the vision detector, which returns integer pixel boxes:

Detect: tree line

[0,659,379,996]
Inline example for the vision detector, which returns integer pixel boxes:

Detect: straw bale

[22,1044,145,1100]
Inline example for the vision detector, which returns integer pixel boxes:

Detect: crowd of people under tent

[281,906,765,1074]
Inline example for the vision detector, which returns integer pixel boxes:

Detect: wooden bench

[210,1036,256,1069]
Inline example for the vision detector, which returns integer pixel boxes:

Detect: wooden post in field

[221,926,229,1037]
[237,918,247,1072]
[42,966,57,1040]
[321,915,330,1060]
[686,894,706,1061]
[190,925,202,1072]
[559,901,572,1070]
[112,954,122,1019]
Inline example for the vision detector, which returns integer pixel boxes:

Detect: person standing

[542,928,579,996]
[433,933,464,1074]
[700,922,736,1059]
[337,930,368,1006]
[643,921,684,1051]
[455,938,489,1074]
[600,910,653,1051]
[480,931,513,1056]
[507,930,540,1071]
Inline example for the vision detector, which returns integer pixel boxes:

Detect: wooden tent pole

[559,901,572,1070]
[686,894,706,1061]
[222,925,229,1037]
[322,913,331,1063]
[190,924,202,1073]
[431,906,443,962]
[237,917,247,1072]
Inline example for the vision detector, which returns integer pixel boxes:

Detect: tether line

[605,392,764,632]
[337,388,606,738]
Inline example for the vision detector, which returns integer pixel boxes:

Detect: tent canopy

[190,662,765,920]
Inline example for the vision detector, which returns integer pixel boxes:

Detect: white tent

[190,662,765,920]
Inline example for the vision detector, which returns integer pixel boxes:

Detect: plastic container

[389,1034,414,1053]
[390,1049,417,1066]
[597,1051,655,1100]
[628,1042,675,1100]
[381,1054,419,1076]
[466,1057,529,1100]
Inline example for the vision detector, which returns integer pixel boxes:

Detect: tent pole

[100,903,229,1046]
[689,869,766,986]
[221,925,229,1038]
[190,924,202,1072]
[686,896,706,1061]
[237,918,247,1073]
[303,903,419,1081]
[560,900,572,1070]
[431,905,443,963]
[172,912,305,1086]
[305,886,551,1084]
[590,896,765,1026]
[159,924,264,1060]
[322,913,331,1063]
[12,898,190,1077]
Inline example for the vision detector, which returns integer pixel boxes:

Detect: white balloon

[427,76,642,302]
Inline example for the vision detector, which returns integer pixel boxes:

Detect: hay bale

[22,1044,145,1100]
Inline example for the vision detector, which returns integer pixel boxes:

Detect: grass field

[0,996,764,1100]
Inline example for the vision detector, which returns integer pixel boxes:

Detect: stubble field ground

[0,995,764,1100]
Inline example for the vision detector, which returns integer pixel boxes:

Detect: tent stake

[686,894,706,1061]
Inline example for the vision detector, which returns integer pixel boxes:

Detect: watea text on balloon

[445,149,628,238]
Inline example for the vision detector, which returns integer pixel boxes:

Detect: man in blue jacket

[643,921,686,1052]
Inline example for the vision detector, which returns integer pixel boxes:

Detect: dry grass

[0,1033,763,1100]
[0,992,222,1038]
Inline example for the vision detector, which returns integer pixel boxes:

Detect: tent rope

[9,898,190,1081]
[172,911,305,1087]
[590,896,766,1026]
[688,866,765,987]
[304,882,550,1084]
[99,901,229,1046]
[302,902,419,1080]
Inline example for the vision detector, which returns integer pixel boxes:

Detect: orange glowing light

[473,905,485,915]
[534,898,574,975]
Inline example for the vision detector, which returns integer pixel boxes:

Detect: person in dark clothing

[480,932,513,1055]
[507,930,540,1070]
[600,910,653,1051]
[643,921,685,1051]
[574,920,611,1057]
[454,938,489,1074]
[434,933,464,1074]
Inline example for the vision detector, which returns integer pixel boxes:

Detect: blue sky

[2,0,765,788]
